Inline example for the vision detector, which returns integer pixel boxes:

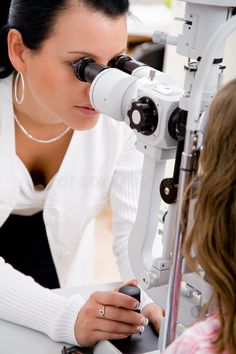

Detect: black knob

[119,285,141,312]
[160,178,178,204]
[108,285,142,344]
[127,97,158,136]
[118,285,141,341]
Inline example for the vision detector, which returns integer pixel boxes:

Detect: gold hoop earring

[14,71,25,104]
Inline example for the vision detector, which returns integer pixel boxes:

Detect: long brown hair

[183,79,236,353]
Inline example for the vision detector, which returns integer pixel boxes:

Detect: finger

[92,291,140,310]
[151,316,162,333]
[142,303,164,318]
[97,305,148,326]
[142,303,164,333]
[93,318,143,335]
[113,278,138,292]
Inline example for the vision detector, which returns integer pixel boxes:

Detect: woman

[0,0,162,347]
[163,79,236,353]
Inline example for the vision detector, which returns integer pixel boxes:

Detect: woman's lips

[75,105,98,116]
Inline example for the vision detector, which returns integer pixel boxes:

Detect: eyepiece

[72,57,109,83]
[72,57,95,82]
[108,55,145,75]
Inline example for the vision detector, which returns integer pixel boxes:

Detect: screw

[164,187,170,195]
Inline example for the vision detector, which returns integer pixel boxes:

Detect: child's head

[183,79,236,353]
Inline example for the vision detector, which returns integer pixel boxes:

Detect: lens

[108,55,145,74]
[72,57,95,82]
[72,57,109,83]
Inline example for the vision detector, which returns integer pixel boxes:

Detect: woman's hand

[116,279,164,334]
[74,279,149,346]
[141,302,164,333]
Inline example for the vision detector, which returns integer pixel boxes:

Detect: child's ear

[7,29,28,73]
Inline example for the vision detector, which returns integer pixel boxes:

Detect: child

[163,79,236,354]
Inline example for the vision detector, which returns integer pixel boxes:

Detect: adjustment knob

[112,285,141,342]
[119,285,140,313]
[160,178,178,204]
[119,285,140,301]
[127,97,158,135]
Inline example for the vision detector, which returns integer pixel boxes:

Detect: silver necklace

[14,114,71,144]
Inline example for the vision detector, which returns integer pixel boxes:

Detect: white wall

[223,31,236,83]
[162,1,186,87]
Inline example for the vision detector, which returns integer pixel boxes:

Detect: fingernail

[134,302,140,310]
[137,326,144,334]
[141,317,149,326]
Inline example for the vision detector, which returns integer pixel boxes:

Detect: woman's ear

[7,29,28,73]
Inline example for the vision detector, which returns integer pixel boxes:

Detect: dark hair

[0,0,129,79]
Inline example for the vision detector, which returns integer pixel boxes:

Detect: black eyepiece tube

[108,55,146,75]
[72,57,109,83]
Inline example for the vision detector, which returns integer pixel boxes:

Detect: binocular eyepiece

[108,55,146,74]
[72,57,107,83]
[72,55,145,83]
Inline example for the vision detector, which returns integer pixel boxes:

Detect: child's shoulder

[162,316,221,354]
[186,315,220,337]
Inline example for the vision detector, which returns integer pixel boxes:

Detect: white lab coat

[0,74,144,287]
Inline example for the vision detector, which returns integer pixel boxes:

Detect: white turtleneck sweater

[0,74,148,344]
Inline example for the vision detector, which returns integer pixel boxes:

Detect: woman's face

[22,3,128,130]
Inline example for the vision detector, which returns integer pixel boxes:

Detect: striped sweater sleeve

[161,317,222,354]
[0,257,84,345]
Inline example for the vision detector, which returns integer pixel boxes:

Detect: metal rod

[161,133,194,350]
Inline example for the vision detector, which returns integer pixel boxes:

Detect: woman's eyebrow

[66,48,127,60]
